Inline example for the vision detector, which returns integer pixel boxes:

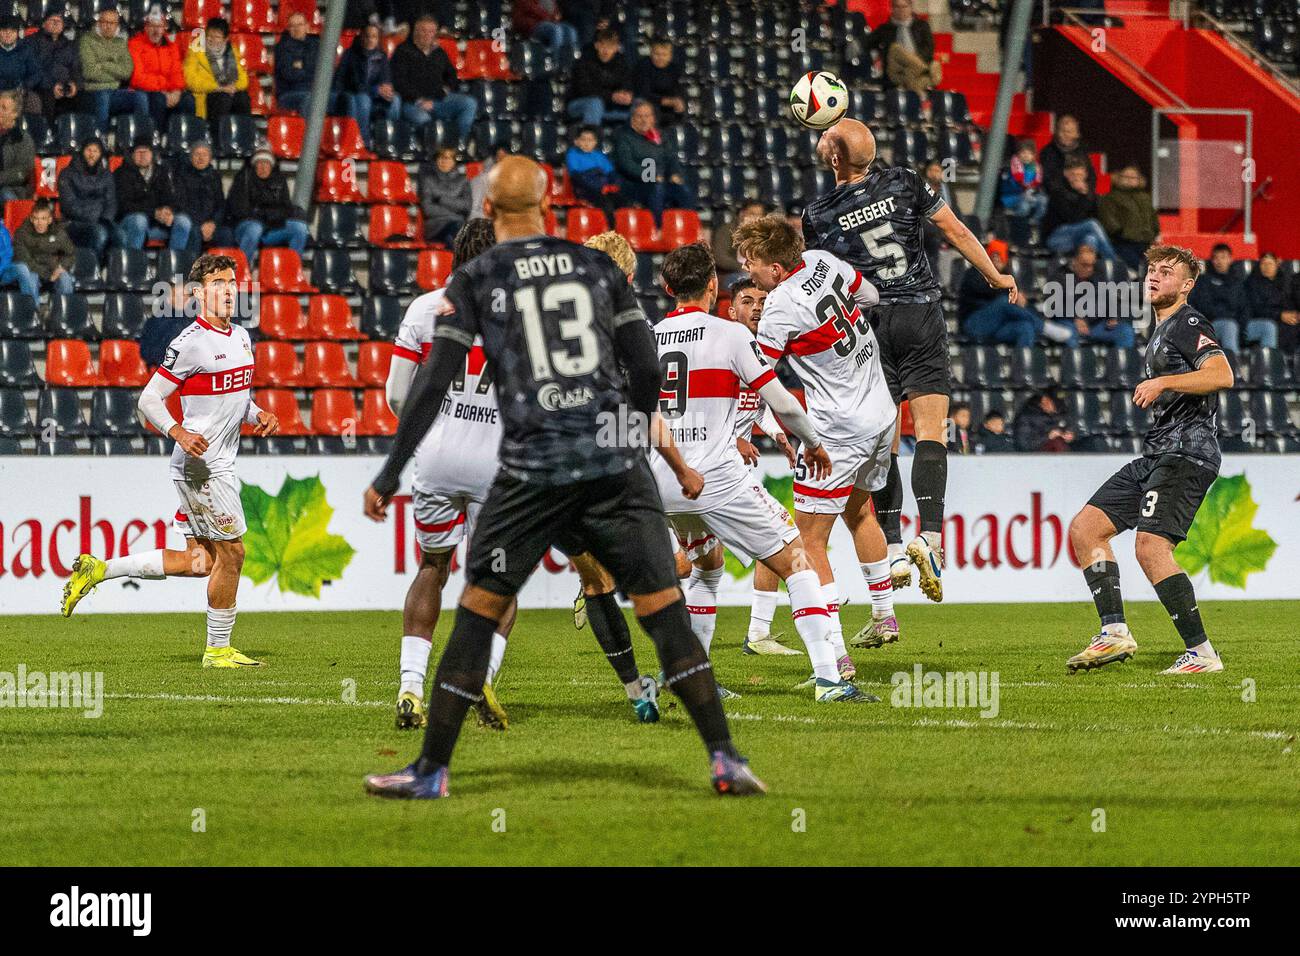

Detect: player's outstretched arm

[931,205,1017,301]
[755,379,831,478]
[1134,353,1234,408]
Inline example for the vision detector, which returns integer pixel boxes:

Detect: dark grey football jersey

[802,165,945,304]
[1142,304,1224,469]
[439,235,646,485]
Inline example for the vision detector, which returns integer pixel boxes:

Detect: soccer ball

[789,71,849,130]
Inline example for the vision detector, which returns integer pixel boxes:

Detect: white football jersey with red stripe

[756,250,895,445]
[395,289,502,498]
[156,317,255,480]
[651,306,777,513]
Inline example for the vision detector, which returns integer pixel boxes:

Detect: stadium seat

[268,115,305,159]
[165,113,209,157]
[520,121,561,165]
[277,0,323,31]
[615,208,657,252]
[38,388,87,436]
[1058,346,1104,389]
[253,389,308,434]
[44,339,102,387]
[155,249,196,285]
[371,119,421,160]
[89,388,143,437]
[206,247,251,284]
[461,38,513,81]
[310,388,359,435]
[508,41,556,81]
[89,436,136,455]
[113,114,157,154]
[315,159,364,203]
[960,346,1006,388]
[258,248,316,294]
[366,161,418,203]
[252,340,303,387]
[214,114,259,159]
[183,0,223,29]
[369,205,426,248]
[4,198,32,236]
[104,248,151,290]
[882,89,923,126]
[315,203,363,247]
[0,291,40,338]
[1063,391,1104,436]
[369,249,416,295]
[359,388,398,435]
[33,156,68,198]
[0,388,31,437]
[250,435,302,455]
[307,295,364,339]
[566,207,609,245]
[1107,349,1143,389]
[1007,347,1050,389]
[102,294,148,340]
[98,340,148,387]
[20,114,51,153]
[1249,348,1295,389]
[417,250,453,291]
[1253,391,1296,434]
[231,28,274,67]
[937,131,974,165]
[300,342,359,388]
[659,210,702,250]
[258,295,311,340]
[357,341,393,387]
[310,248,360,293]
[361,296,403,340]
[931,91,972,128]
[322,117,373,160]
[892,130,931,165]
[54,113,101,154]
[35,437,79,455]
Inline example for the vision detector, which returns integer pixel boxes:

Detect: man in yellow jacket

[182,17,249,123]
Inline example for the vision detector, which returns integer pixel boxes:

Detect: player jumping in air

[805,119,1015,601]
[61,254,280,667]
[733,216,901,662]
[1067,244,1234,675]
[362,156,764,797]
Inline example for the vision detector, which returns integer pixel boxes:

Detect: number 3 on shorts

[1141,490,1159,518]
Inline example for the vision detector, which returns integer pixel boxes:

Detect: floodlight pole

[974,0,1036,225]
[292,0,349,211]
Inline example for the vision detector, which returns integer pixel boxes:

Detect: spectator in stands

[712,199,766,284]
[12,197,75,307]
[129,8,193,129]
[1281,263,1300,356]
[1043,158,1119,261]
[976,409,1015,453]
[1038,114,1095,192]
[30,9,87,122]
[0,92,36,200]
[960,240,1073,346]
[513,0,580,62]
[864,0,941,94]
[633,38,686,126]
[139,278,193,366]
[226,147,308,265]
[1098,164,1159,274]
[567,28,632,128]
[58,136,116,257]
[1188,242,1253,351]
[1244,252,1288,352]
[1014,389,1076,452]
[274,12,319,117]
[80,7,148,132]
[0,14,37,113]
[390,14,478,144]
[947,402,973,455]
[612,100,696,227]
[113,139,191,252]
[0,218,39,303]
[334,24,399,149]
[469,142,507,220]
[999,139,1047,224]
[565,126,619,222]
[173,140,231,253]
[419,147,471,246]
[183,17,250,124]
[1048,244,1136,348]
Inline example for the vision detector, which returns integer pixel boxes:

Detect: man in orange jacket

[128,9,194,128]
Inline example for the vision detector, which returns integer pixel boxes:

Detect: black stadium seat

[90,389,144,437]
[369,250,416,296]
[165,113,210,156]
[0,435,21,454]
[361,296,403,340]
[0,340,39,386]
[91,436,137,455]
[113,114,157,153]
[1008,347,1050,389]
[37,388,87,437]
[1107,348,1144,388]
[0,291,40,338]
[0,388,31,437]
[101,293,149,340]
[47,294,97,340]
[1059,346,1105,389]
[104,248,151,291]
[310,248,359,293]
[214,114,258,159]
[155,249,196,284]
[54,112,102,153]
[36,437,79,455]
[372,118,421,160]
[315,204,363,247]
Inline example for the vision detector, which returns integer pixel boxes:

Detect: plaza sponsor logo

[890,663,1000,718]
[538,382,595,411]
[49,886,151,936]
[0,665,103,718]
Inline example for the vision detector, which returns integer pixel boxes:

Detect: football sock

[486,632,508,685]
[1153,573,1208,650]
[206,605,235,649]
[685,566,723,655]
[416,606,496,773]
[1082,561,1126,627]
[782,570,835,681]
[585,591,640,685]
[103,549,165,580]
[639,599,736,758]
[862,560,894,617]
[872,453,904,546]
[399,635,432,694]
[820,581,848,659]
[912,440,948,535]
[1189,639,1217,658]
[747,586,778,641]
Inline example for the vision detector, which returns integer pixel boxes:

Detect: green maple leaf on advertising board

[1174,474,1276,589]
[240,474,356,597]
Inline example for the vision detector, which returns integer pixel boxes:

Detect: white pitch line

[104,691,389,708]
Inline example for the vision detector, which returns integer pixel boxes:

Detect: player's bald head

[486,155,548,216]
[817,118,875,180]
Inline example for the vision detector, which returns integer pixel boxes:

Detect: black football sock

[416,606,496,774]
[872,453,904,546]
[1082,561,1126,627]
[586,590,641,686]
[911,440,948,535]
[638,599,737,759]
[1153,573,1208,650]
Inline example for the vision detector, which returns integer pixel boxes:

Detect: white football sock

[786,570,837,681]
[206,605,236,649]
[624,677,646,700]
[486,632,508,685]
[103,549,165,580]
[1190,639,1216,658]
[820,581,848,658]
[685,566,723,654]
[887,542,906,562]
[399,635,432,695]
[748,586,778,640]
[862,560,895,618]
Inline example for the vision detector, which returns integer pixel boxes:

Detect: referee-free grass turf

[2,601,1297,866]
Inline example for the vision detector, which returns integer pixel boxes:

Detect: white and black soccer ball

[789,71,849,130]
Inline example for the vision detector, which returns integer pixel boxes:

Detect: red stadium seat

[614,208,657,252]
[98,339,148,387]
[659,209,702,250]
[35,156,70,199]
[544,209,559,236]
[382,34,401,57]
[258,295,311,340]
[417,249,453,291]
[259,247,317,294]
[300,342,359,388]
[566,207,609,245]
[551,169,577,207]
[460,39,513,80]
[465,161,482,180]
[4,199,33,236]
[45,339,102,386]
[366,161,418,203]
[206,247,251,283]
[254,388,309,434]
[369,205,426,248]
[230,0,276,34]
[322,117,373,160]
[310,388,359,435]
[307,295,364,339]
[231,33,271,73]
[252,341,303,387]
[246,80,270,116]
[183,0,223,30]
[268,116,305,158]
[359,388,398,435]
[277,0,324,31]
[439,36,461,68]
[315,159,364,203]
[357,341,393,387]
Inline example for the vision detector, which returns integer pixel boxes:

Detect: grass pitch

[2,601,1297,866]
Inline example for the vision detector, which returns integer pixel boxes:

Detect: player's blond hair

[732,215,804,270]
[584,231,636,279]
[1144,244,1201,282]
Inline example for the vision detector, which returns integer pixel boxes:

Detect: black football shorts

[1087,453,1218,544]
[870,300,951,404]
